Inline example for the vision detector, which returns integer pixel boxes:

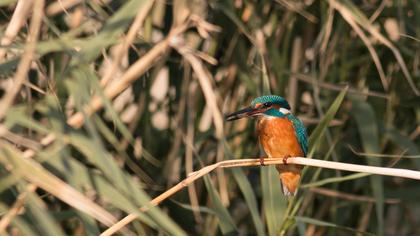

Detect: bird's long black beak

[225,106,263,121]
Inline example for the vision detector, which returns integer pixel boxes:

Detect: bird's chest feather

[257,117,304,158]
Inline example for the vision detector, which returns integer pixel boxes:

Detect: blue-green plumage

[251,95,291,110]
[286,114,308,156]
[250,95,308,156]
[226,94,308,196]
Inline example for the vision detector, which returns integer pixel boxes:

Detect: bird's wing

[288,114,308,156]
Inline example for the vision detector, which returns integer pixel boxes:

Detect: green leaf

[294,216,374,235]
[351,100,384,236]
[25,188,67,236]
[261,166,287,236]
[203,175,238,235]
[0,144,117,227]
[70,0,153,64]
[45,145,187,235]
[171,200,216,215]
[231,168,266,236]
[0,57,19,76]
[214,2,254,42]
[302,172,370,188]
[308,88,348,157]
[383,126,420,169]
[0,171,22,193]
[0,203,38,236]
[0,0,17,6]
[224,140,265,236]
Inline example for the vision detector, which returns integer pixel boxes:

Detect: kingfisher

[226,95,308,196]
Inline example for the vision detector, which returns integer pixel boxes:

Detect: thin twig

[275,0,318,23]
[357,202,373,236]
[291,72,390,99]
[0,125,41,150]
[368,0,387,23]
[101,157,420,235]
[309,187,400,204]
[348,145,420,158]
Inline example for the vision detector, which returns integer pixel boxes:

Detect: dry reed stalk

[306,199,331,236]
[185,85,203,223]
[1,143,119,227]
[368,0,387,23]
[299,116,343,126]
[287,37,302,113]
[172,42,224,139]
[0,0,44,121]
[172,35,228,204]
[356,202,373,236]
[275,0,318,23]
[100,0,156,87]
[45,0,111,16]
[330,0,419,95]
[0,184,36,232]
[101,157,420,235]
[0,0,34,61]
[330,0,389,91]
[292,72,390,99]
[22,7,188,164]
[0,125,41,151]
[67,24,188,128]
[46,0,82,16]
[216,143,230,206]
[309,187,400,204]
[320,6,334,54]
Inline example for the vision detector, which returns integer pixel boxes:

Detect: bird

[225,95,308,196]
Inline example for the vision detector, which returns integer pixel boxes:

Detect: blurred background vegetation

[0,0,418,235]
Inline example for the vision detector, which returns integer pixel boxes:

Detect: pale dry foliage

[0,0,418,236]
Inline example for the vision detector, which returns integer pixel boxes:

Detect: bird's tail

[276,165,301,196]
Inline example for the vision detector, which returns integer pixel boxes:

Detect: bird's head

[225,95,291,121]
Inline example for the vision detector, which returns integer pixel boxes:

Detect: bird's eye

[263,102,272,107]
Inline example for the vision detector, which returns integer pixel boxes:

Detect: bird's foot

[259,157,266,166]
[282,155,291,165]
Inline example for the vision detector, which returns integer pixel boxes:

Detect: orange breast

[257,117,304,158]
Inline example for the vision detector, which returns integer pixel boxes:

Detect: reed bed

[0,0,418,235]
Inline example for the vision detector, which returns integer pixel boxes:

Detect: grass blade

[231,168,266,236]
[261,166,287,236]
[308,87,348,157]
[203,175,238,235]
[295,216,374,235]
[351,100,384,236]
[0,144,118,227]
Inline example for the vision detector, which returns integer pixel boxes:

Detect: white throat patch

[279,108,290,115]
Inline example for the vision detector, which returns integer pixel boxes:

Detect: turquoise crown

[251,95,291,110]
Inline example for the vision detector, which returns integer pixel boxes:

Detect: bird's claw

[259,157,266,166]
[282,155,291,165]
